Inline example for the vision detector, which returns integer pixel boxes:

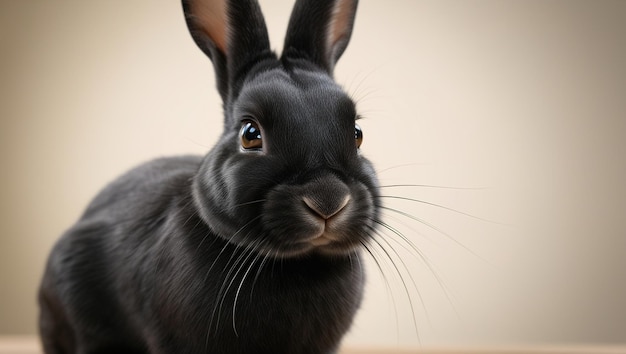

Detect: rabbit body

[40,156,366,354]
[39,0,378,353]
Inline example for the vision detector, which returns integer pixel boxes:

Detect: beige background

[1,0,625,349]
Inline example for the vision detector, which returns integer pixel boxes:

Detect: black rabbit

[38,0,379,353]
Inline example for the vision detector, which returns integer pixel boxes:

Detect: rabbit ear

[282,0,358,74]
[183,0,272,101]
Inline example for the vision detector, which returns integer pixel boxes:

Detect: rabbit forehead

[236,68,356,126]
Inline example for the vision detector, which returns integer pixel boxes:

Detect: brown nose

[301,175,351,220]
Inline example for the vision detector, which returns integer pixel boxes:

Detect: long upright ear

[282,0,358,75]
[182,0,272,101]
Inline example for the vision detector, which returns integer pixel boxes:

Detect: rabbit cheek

[259,189,324,256]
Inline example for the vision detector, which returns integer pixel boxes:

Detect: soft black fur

[39,0,379,353]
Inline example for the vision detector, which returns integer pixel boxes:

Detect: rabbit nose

[303,194,351,220]
[301,175,351,220]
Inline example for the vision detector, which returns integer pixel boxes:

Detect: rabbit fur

[38,0,380,353]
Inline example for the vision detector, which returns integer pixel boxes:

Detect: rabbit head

[183,0,379,258]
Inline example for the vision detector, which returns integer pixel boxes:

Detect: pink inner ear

[190,0,229,53]
[327,0,354,57]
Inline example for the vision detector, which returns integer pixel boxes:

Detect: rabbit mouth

[301,198,356,248]
[309,234,334,247]
[258,190,374,257]
[266,233,363,258]
[304,232,357,256]
[301,194,351,243]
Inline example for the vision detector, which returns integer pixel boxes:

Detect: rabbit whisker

[233,199,267,208]
[194,221,220,255]
[203,215,262,284]
[380,205,481,262]
[374,217,458,317]
[345,65,385,107]
[232,241,265,337]
[375,163,432,174]
[209,235,258,336]
[379,184,485,191]
[205,217,262,341]
[372,218,433,274]
[347,250,356,272]
[359,240,400,339]
[368,230,422,342]
[376,216,456,322]
[180,198,199,227]
[381,195,501,225]
[249,249,271,299]
[376,228,431,325]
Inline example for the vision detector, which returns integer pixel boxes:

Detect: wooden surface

[2,336,625,354]
[0,337,39,354]
[342,348,626,354]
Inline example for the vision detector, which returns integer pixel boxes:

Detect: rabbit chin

[261,237,363,258]
[261,220,367,258]
[305,233,364,257]
[300,214,363,255]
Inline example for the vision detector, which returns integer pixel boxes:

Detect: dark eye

[240,121,263,150]
[355,123,363,148]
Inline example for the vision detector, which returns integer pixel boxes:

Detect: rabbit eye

[355,123,363,148]
[240,121,263,150]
